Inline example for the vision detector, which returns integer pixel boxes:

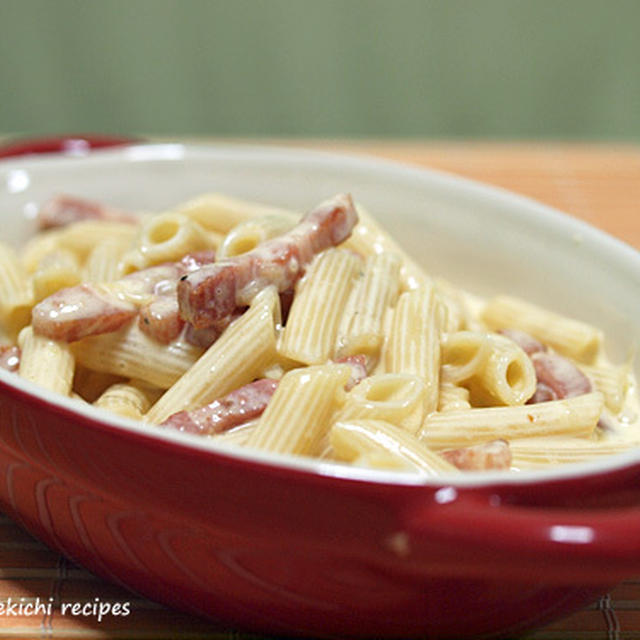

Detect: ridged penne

[212,420,259,446]
[335,252,401,361]
[133,212,213,267]
[177,193,298,234]
[384,286,440,414]
[342,206,430,291]
[438,381,472,412]
[481,295,602,363]
[580,362,630,414]
[0,241,33,337]
[279,249,361,365]
[331,419,458,474]
[510,436,639,468]
[94,382,156,420]
[30,249,81,303]
[246,363,351,455]
[84,239,131,283]
[217,214,295,259]
[18,326,75,395]
[56,221,138,263]
[335,373,426,433]
[73,323,204,389]
[145,286,280,424]
[420,392,604,449]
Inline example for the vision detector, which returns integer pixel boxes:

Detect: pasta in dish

[0,192,638,475]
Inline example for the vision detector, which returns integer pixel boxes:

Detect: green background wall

[2,0,639,139]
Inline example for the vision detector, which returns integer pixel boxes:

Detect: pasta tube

[84,239,130,283]
[343,206,430,291]
[510,436,639,468]
[30,249,81,302]
[385,286,440,414]
[145,286,280,424]
[279,249,361,365]
[73,323,203,389]
[331,419,458,474]
[18,326,75,395]
[438,381,471,412]
[0,242,33,338]
[177,193,298,234]
[335,373,426,433]
[94,382,156,420]
[580,363,630,414]
[217,214,295,259]
[135,212,213,267]
[420,392,604,449]
[481,295,602,363]
[246,363,351,455]
[335,252,401,360]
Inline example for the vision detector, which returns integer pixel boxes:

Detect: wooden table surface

[1,140,640,639]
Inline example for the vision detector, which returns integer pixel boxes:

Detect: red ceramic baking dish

[1,141,640,639]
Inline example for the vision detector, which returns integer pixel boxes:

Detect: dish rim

[1,141,639,490]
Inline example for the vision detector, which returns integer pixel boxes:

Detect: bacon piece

[37,194,137,230]
[441,440,512,471]
[527,352,592,403]
[161,378,279,435]
[498,328,547,356]
[31,261,196,344]
[139,296,185,343]
[178,194,358,329]
[184,323,221,349]
[336,354,368,390]
[0,345,20,373]
[32,284,137,342]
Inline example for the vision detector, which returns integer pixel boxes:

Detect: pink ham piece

[0,345,20,373]
[441,440,512,471]
[139,296,184,344]
[528,352,592,403]
[37,194,137,230]
[32,252,218,344]
[161,378,279,435]
[32,284,138,342]
[498,328,547,356]
[177,193,359,329]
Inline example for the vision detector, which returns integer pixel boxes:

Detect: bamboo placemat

[1,141,640,639]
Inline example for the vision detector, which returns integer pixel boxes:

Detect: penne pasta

[510,436,639,469]
[481,295,602,363]
[133,212,213,268]
[420,392,604,449]
[94,381,156,420]
[335,373,426,433]
[330,419,458,474]
[18,326,75,395]
[217,214,295,259]
[73,323,204,389]
[84,239,131,283]
[342,206,430,291]
[335,252,401,361]
[279,249,361,365]
[385,286,440,414]
[580,362,630,414]
[177,193,298,234]
[145,286,280,424]
[0,241,33,338]
[30,249,81,303]
[247,363,351,455]
[438,381,472,412]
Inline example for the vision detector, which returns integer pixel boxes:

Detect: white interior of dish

[1,143,639,487]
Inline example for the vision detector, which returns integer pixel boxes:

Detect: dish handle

[402,490,640,583]
[0,134,141,158]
